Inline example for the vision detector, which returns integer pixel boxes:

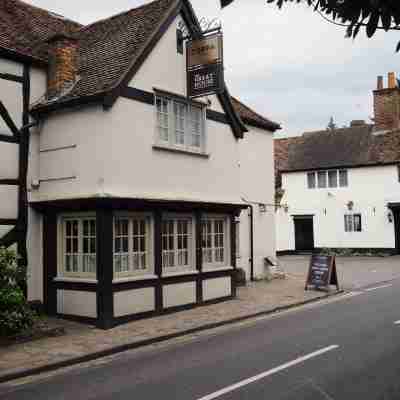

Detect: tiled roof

[274,125,400,187]
[33,0,178,108]
[0,0,81,62]
[231,97,280,132]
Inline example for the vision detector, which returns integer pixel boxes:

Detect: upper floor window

[307,169,348,189]
[155,94,206,153]
[59,215,96,279]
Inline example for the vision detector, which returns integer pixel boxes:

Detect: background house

[275,73,400,255]
[0,0,280,328]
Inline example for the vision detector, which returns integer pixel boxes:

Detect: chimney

[46,33,79,99]
[373,72,400,131]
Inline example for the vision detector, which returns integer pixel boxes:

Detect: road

[2,278,400,399]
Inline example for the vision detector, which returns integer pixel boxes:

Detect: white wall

[163,282,196,308]
[203,277,231,300]
[114,288,155,317]
[238,125,276,279]
[277,165,400,250]
[57,290,97,318]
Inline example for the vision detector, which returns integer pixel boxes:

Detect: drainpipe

[241,197,254,281]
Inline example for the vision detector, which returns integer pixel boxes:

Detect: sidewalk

[0,277,342,383]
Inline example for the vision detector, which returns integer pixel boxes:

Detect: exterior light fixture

[347,201,354,211]
[259,203,267,213]
[388,211,393,223]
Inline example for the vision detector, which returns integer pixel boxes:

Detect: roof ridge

[10,0,82,28]
[78,0,172,33]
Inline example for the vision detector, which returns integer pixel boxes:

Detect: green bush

[0,247,34,337]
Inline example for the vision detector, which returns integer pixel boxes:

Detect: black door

[393,210,400,254]
[294,217,314,252]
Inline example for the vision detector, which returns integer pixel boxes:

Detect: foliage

[222,1,400,51]
[0,247,34,337]
[327,116,337,131]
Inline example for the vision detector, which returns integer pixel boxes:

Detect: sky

[25,0,400,137]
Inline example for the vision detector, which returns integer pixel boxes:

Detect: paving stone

[0,277,332,380]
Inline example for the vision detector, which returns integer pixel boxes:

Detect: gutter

[241,197,254,281]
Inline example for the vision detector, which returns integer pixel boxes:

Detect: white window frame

[339,169,348,187]
[113,212,154,279]
[154,93,206,154]
[307,172,316,189]
[57,213,97,280]
[201,214,231,271]
[161,213,196,275]
[344,213,362,232]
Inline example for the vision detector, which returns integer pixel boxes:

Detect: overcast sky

[26,0,400,137]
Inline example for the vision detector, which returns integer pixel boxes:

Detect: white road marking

[195,345,339,400]
[364,284,393,292]
[394,320,400,325]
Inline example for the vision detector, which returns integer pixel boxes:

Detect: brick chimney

[373,72,400,131]
[46,33,79,99]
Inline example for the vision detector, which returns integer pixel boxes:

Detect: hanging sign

[187,33,224,99]
[305,255,340,291]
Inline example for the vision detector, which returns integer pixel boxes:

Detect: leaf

[366,11,379,37]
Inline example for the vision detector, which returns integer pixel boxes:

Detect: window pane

[354,214,362,232]
[317,171,327,188]
[307,172,316,189]
[339,170,348,187]
[328,170,337,188]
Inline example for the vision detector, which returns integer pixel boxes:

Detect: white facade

[0,5,277,323]
[276,165,399,252]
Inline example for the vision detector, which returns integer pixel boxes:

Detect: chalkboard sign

[305,255,339,291]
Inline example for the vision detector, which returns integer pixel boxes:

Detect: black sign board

[305,255,340,291]
[187,63,224,99]
[186,33,224,99]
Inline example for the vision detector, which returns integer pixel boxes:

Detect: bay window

[60,216,96,278]
[162,215,195,273]
[201,216,230,269]
[113,215,153,278]
[155,93,206,152]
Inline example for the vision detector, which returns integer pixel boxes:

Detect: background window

[202,217,229,267]
[307,172,316,189]
[317,171,327,188]
[62,217,96,278]
[162,218,193,271]
[114,216,151,277]
[344,214,362,232]
[156,97,169,142]
[328,170,338,188]
[339,170,348,187]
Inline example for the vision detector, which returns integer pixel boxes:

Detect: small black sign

[187,63,224,99]
[305,255,339,291]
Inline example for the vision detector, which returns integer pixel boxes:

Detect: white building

[275,73,400,255]
[0,0,280,328]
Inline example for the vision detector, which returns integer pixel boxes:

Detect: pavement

[280,254,400,290]
[1,269,400,399]
[1,254,399,385]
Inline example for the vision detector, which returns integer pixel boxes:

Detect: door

[294,217,314,252]
[393,210,400,254]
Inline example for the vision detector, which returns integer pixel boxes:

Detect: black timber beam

[0,227,18,248]
[0,73,23,84]
[0,134,19,143]
[0,179,19,185]
[0,219,18,225]
[0,101,20,138]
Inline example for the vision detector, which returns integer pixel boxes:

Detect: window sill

[112,274,158,283]
[153,144,209,158]
[202,266,234,273]
[162,270,199,278]
[54,277,98,284]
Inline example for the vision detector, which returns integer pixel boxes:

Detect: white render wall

[238,125,276,279]
[276,165,399,251]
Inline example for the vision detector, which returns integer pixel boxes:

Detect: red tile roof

[0,0,81,62]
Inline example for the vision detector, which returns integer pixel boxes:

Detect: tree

[220,1,400,51]
[327,116,337,131]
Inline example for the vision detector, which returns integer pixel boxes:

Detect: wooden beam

[0,219,18,225]
[0,101,20,137]
[0,133,19,143]
[0,227,18,248]
[0,179,19,185]
[0,72,23,84]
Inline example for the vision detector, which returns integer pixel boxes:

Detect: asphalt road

[2,279,400,399]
